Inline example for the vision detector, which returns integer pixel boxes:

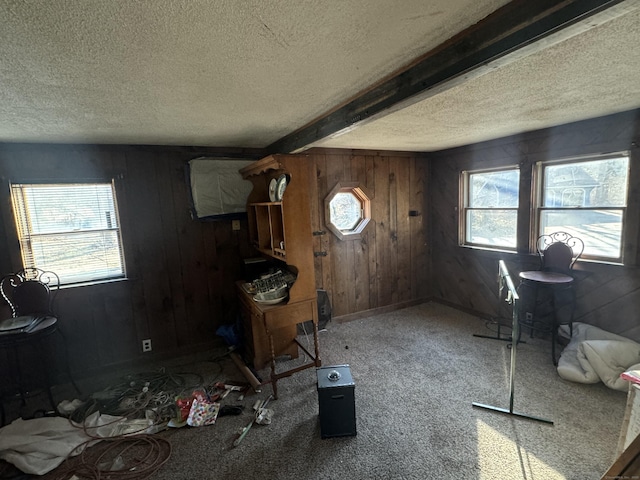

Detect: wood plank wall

[306,149,430,319]
[0,144,430,378]
[5,108,638,378]
[429,109,640,341]
[0,144,259,377]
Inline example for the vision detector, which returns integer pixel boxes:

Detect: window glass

[543,158,628,207]
[470,170,519,208]
[10,182,126,285]
[462,169,519,249]
[466,210,519,248]
[325,183,371,240]
[538,155,629,261]
[539,210,622,259]
[329,192,362,231]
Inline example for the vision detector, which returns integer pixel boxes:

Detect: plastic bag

[186,391,220,427]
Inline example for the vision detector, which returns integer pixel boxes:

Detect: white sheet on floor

[557,322,640,391]
[0,411,124,475]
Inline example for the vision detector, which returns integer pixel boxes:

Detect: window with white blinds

[10,182,126,285]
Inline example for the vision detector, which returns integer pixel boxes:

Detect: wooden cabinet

[236,282,316,370]
[238,154,320,376]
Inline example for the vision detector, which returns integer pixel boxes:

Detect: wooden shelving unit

[237,154,321,397]
[249,202,286,259]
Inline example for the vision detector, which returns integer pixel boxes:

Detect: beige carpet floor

[3,301,629,479]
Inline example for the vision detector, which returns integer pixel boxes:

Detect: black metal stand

[472,260,553,425]
[473,318,520,343]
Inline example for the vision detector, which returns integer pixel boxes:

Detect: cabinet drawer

[263,300,315,331]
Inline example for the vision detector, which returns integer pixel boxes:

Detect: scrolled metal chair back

[536,232,584,273]
[0,268,60,317]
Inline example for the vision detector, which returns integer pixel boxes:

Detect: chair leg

[528,283,539,339]
[8,345,27,406]
[266,327,278,400]
[37,337,58,413]
[0,372,5,426]
[56,329,81,396]
[312,309,321,368]
[552,284,576,366]
[569,285,576,339]
[552,323,558,366]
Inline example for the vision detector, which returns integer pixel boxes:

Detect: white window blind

[10,182,126,285]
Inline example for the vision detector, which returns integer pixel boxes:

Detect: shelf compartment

[253,205,272,251]
[247,202,287,260]
[269,204,285,254]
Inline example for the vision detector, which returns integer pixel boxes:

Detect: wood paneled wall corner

[429,109,640,341]
[5,110,638,376]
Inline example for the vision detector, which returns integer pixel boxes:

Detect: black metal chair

[0,268,79,424]
[518,232,584,365]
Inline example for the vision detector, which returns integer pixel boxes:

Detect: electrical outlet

[142,339,152,352]
[232,219,241,231]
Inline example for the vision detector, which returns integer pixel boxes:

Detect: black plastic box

[317,365,356,438]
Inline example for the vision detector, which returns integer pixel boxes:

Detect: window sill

[459,244,632,271]
[60,277,129,289]
[458,244,519,256]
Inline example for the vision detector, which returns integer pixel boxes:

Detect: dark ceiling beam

[267,0,631,154]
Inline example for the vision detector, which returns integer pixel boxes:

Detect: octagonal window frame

[324,182,372,241]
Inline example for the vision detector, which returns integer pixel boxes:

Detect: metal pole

[472,260,553,425]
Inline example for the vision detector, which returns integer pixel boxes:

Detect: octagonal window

[324,182,372,240]
[330,192,362,230]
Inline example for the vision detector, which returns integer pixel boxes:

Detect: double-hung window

[460,167,520,249]
[10,181,126,286]
[535,153,629,263]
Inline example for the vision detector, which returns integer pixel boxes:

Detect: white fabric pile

[0,411,124,475]
[557,322,640,391]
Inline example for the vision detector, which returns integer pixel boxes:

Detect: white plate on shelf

[268,178,278,202]
[275,174,288,201]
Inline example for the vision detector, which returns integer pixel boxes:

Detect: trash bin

[317,365,356,438]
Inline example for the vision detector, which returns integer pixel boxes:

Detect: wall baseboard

[333,298,431,324]
[62,339,227,384]
[332,296,495,326]
[429,297,493,321]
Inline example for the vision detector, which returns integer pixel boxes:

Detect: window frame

[9,179,127,287]
[459,166,520,251]
[324,182,372,241]
[532,152,630,265]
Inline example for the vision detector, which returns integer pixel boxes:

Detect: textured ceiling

[315,5,640,152]
[1,0,639,152]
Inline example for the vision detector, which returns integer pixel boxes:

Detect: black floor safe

[317,365,356,438]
